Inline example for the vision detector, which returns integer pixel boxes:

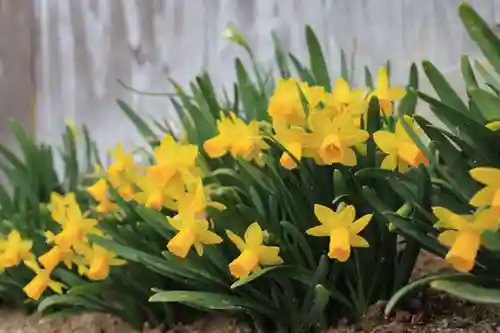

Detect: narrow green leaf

[117,100,157,143]
[468,87,500,121]
[482,230,500,251]
[149,290,268,314]
[304,285,329,328]
[364,66,373,90]
[289,53,316,85]
[340,49,349,83]
[459,2,500,77]
[272,32,290,78]
[461,55,479,88]
[385,273,469,316]
[422,60,469,115]
[305,26,331,91]
[474,60,500,90]
[431,279,500,305]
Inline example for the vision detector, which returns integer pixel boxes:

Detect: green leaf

[459,2,500,77]
[231,265,298,289]
[235,58,263,121]
[421,60,470,116]
[117,99,157,143]
[398,64,418,116]
[149,290,269,314]
[340,49,349,83]
[364,66,373,90]
[461,55,479,88]
[482,230,500,251]
[474,60,500,90]
[38,295,107,313]
[417,91,499,155]
[430,279,500,305]
[468,87,500,121]
[272,32,290,78]
[289,53,316,85]
[385,273,469,316]
[305,26,330,91]
[281,221,316,269]
[304,285,329,328]
[366,97,381,167]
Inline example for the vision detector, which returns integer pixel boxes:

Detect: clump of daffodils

[0,192,127,301]
[431,167,500,273]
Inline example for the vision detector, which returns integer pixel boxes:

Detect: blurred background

[2,0,500,159]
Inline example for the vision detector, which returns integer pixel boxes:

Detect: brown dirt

[0,251,499,333]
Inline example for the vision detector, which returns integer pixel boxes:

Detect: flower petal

[350,214,373,234]
[342,147,357,166]
[226,230,246,252]
[305,225,331,237]
[244,223,263,247]
[437,230,458,247]
[470,186,496,207]
[350,235,369,248]
[373,131,398,154]
[258,246,283,265]
[314,204,336,225]
[470,167,500,186]
[198,230,223,245]
[381,154,398,171]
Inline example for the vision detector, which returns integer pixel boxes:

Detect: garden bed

[2,253,498,333]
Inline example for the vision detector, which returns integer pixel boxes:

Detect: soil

[1,251,499,333]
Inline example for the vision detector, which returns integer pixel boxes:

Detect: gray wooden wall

[2,0,500,159]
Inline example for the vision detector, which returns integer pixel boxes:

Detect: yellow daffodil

[47,192,77,224]
[0,230,34,268]
[47,192,100,251]
[226,222,283,278]
[274,124,307,170]
[166,194,223,258]
[373,116,428,171]
[87,178,117,213]
[470,167,500,214]
[306,204,372,261]
[23,260,65,301]
[433,207,498,272]
[153,135,199,177]
[268,78,308,128]
[38,245,81,272]
[204,112,268,162]
[305,112,368,166]
[74,243,126,281]
[107,143,135,175]
[369,67,406,114]
[323,78,367,119]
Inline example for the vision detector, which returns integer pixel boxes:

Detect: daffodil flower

[0,230,34,268]
[470,167,500,214]
[166,203,223,258]
[305,112,368,166]
[47,193,101,251]
[74,243,126,281]
[268,78,308,128]
[306,204,372,261]
[274,124,307,170]
[226,222,283,279]
[87,178,117,213]
[373,116,428,171]
[23,260,65,301]
[204,112,268,162]
[433,207,498,272]
[323,78,367,119]
[369,67,406,114]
